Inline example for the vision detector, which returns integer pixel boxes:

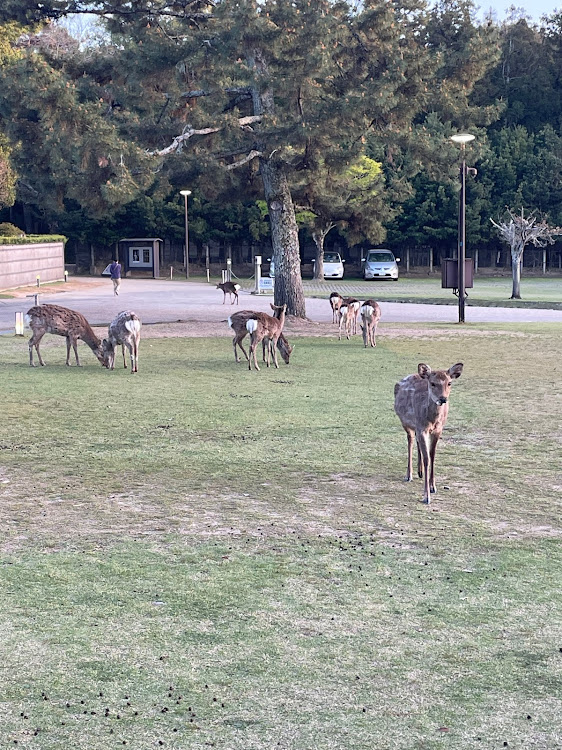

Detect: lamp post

[450,133,475,323]
[180,190,191,279]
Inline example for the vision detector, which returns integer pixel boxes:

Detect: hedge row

[0,235,67,245]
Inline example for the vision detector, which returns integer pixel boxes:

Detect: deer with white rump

[216,281,241,305]
[228,307,293,365]
[329,292,343,323]
[394,362,463,504]
[360,300,381,347]
[246,304,287,371]
[25,304,106,367]
[103,311,142,373]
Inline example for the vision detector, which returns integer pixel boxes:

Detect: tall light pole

[450,133,475,323]
[180,190,191,279]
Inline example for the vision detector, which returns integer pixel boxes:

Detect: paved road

[1,277,562,333]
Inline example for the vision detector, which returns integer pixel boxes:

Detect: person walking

[109,259,121,296]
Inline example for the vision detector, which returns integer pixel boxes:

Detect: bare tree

[491,209,562,299]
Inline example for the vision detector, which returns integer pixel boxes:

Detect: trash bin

[441,258,474,289]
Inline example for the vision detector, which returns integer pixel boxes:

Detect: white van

[313,251,345,279]
[362,249,400,281]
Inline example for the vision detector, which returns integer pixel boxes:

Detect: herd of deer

[23,288,463,504]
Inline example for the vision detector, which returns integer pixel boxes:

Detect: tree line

[0,0,561,314]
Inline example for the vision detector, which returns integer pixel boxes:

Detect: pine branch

[224,150,263,170]
[150,115,262,157]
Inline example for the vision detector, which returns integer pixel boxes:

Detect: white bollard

[15,312,25,336]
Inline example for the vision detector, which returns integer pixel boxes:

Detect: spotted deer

[228,307,293,365]
[216,281,241,305]
[246,304,287,371]
[329,292,343,323]
[25,304,106,367]
[394,363,464,504]
[103,311,142,373]
[360,300,381,347]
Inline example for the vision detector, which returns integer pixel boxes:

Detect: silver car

[362,249,400,281]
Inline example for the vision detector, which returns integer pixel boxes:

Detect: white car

[313,251,345,279]
[362,249,400,281]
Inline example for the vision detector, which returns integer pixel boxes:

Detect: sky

[477,0,561,20]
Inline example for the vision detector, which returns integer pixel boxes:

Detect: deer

[228,307,293,365]
[216,281,241,305]
[25,304,107,367]
[245,304,287,371]
[342,297,362,335]
[360,300,381,347]
[338,304,350,340]
[329,292,343,323]
[394,362,464,504]
[102,311,142,373]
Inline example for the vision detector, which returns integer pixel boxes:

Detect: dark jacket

[109,262,121,279]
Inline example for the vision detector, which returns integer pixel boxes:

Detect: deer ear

[418,363,431,379]
[448,362,464,379]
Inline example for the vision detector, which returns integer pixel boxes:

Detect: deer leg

[417,432,432,503]
[271,336,280,369]
[417,443,423,478]
[223,292,227,305]
[122,344,127,369]
[249,334,260,371]
[405,429,415,482]
[428,434,439,494]
[66,337,81,367]
[29,331,46,366]
[233,333,248,363]
[371,323,377,347]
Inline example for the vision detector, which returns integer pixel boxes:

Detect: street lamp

[180,189,192,279]
[450,133,475,323]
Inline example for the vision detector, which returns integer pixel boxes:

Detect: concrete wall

[0,242,65,291]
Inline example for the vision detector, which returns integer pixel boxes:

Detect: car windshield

[323,253,340,263]
[367,251,394,263]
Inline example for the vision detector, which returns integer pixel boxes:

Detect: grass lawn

[302,276,562,309]
[0,324,561,749]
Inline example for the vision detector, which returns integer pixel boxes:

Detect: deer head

[418,363,463,405]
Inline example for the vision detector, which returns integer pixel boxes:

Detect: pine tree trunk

[511,248,523,299]
[312,230,326,280]
[260,159,306,318]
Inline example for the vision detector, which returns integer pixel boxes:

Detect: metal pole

[184,193,189,279]
[458,156,466,323]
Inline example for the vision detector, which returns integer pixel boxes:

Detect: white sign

[259,277,274,292]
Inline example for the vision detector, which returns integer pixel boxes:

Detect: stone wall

[0,242,65,291]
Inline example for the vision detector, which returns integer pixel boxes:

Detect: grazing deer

[394,362,464,504]
[25,304,106,367]
[329,292,343,323]
[216,281,241,305]
[342,297,361,335]
[360,300,381,347]
[246,304,287,371]
[228,308,293,365]
[103,311,142,373]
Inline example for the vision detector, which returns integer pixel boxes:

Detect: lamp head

[450,133,475,146]
[180,190,192,196]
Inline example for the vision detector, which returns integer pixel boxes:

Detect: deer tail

[246,319,258,334]
[125,319,141,335]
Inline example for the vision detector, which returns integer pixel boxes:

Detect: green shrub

[0,234,67,245]
[0,222,25,237]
